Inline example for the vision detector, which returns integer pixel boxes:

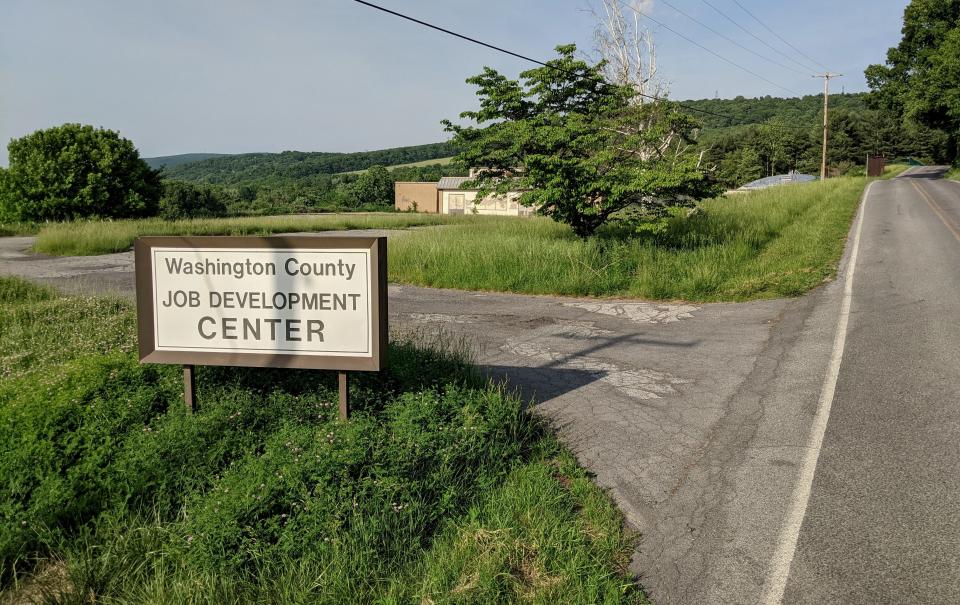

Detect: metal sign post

[339,371,350,420]
[183,364,196,413]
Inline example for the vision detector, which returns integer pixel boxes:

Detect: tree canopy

[445,44,719,237]
[866,0,960,162]
[0,124,161,221]
[158,181,228,220]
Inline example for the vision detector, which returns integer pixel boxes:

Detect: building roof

[740,171,817,190]
[437,176,474,190]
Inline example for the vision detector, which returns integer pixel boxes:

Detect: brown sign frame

[135,235,387,372]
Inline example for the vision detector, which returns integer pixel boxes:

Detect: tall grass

[882,163,910,178]
[391,177,868,301]
[0,277,645,603]
[0,221,40,237]
[947,167,960,181]
[30,177,868,301]
[32,213,482,256]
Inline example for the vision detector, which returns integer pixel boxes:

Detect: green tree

[0,124,162,221]
[907,27,960,135]
[718,147,762,187]
[0,168,9,221]
[237,184,258,203]
[350,165,393,206]
[158,181,229,219]
[444,44,720,237]
[865,0,960,162]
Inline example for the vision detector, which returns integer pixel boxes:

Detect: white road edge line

[759,180,875,604]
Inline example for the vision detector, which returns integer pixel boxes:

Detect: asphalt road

[779,168,960,604]
[1,170,958,603]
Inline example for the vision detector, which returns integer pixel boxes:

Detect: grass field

[25,175,869,301]
[391,177,869,301]
[0,276,645,603]
[339,156,455,174]
[31,213,476,257]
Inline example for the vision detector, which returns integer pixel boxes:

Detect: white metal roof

[437,176,474,190]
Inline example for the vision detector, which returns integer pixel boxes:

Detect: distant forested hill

[163,142,458,186]
[676,92,949,187]
[151,141,465,217]
[677,93,870,129]
[144,153,230,170]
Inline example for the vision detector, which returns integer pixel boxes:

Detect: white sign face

[150,247,372,357]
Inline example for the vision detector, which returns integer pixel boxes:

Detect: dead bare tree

[589,0,664,103]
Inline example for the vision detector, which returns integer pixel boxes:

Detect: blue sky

[0,0,909,164]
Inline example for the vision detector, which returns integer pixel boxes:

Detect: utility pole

[814,73,842,180]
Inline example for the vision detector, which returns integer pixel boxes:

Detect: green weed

[0,278,644,603]
[0,280,135,380]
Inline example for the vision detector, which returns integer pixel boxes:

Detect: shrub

[0,124,161,221]
[158,181,229,220]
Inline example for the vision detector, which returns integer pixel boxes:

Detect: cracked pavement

[388,283,822,604]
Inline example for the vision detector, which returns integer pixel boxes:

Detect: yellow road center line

[911,180,960,244]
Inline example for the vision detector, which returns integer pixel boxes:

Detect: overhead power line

[699,0,820,73]
[730,0,831,72]
[350,0,810,130]
[616,1,802,96]
[656,0,809,76]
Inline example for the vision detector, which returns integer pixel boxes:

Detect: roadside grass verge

[32,213,481,256]
[882,163,910,178]
[391,176,869,301]
[0,277,645,604]
[947,167,960,181]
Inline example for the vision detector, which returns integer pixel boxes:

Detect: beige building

[395,175,532,217]
[437,177,532,216]
[394,182,439,213]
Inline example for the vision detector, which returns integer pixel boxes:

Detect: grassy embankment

[0,276,644,603]
[26,175,871,301]
[882,163,910,178]
[947,166,960,181]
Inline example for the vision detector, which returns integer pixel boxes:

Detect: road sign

[135,235,387,418]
